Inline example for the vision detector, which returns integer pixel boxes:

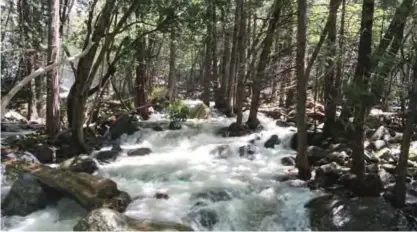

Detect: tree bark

[46,0,61,137]
[168,30,176,100]
[322,0,342,137]
[350,0,375,179]
[247,0,281,129]
[235,0,246,125]
[135,36,149,120]
[295,0,311,180]
[393,48,417,208]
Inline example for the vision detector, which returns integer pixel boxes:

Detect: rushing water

[1,101,320,231]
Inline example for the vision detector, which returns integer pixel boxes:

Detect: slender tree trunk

[216,7,231,110]
[202,1,213,107]
[235,0,246,125]
[334,0,346,110]
[46,0,61,137]
[247,0,281,129]
[168,30,176,100]
[323,0,342,137]
[135,37,149,119]
[225,1,240,116]
[394,45,417,208]
[350,0,375,179]
[295,0,311,180]
[211,1,218,104]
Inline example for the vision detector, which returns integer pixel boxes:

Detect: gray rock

[314,162,348,188]
[94,144,122,163]
[281,156,296,166]
[370,126,390,141]
[306,195,411,231]
[238,144,259,160]
[191,188,234,203]
[60,155,98,174]
[1,173,58,216]
[31,144,54,163]
[307,146,329,163]
[73,208,129,231]
[187,208,218,230]
[110,114,140,140]
[169,121,182,130]
[264,135,280,148]
[127,148,153,157]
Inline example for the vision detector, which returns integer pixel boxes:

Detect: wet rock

[152,125,164,131]
[381,163,396,174]
[313,162,348,189]
[375,147,393,161]
[317,151,350,166]
[264,135,280,149]
[226,122,252,137]
[74,208,129,231]
[238,144,259,160]
[127,148,153,157]
[209,145,229,159]
[379,168,395,189]
[387,132,403,143]
[1,173,58,216]
[169,121,182,130]
[368,140,387,151]
[306,195,412,231]
[55,144,80,161]
[281,156,295,166]
[128,217,193,231]
[154,192,169,200]
[289,132,322,151]
[340,173,383,197]
[94,144,123,163]
[364,150,379,163]
[109,114,140,140]
[187,208,218,230]
[191,188,233,203]
[29,144,54,164]
[273,174,296,182]
[60,155,98,174]
[307,146,329,164]
[276,120,293,127]
[366,163,379,173]
[189,103,210,119]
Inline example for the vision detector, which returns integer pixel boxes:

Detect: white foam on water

[1,109,316,231]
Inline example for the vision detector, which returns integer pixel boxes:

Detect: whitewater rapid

[1,100,320,231]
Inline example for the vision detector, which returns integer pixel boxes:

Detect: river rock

[313,162,348,189]
[187,208,218,230]
[340,172,383,197]
[316,151,350,166]
[370,126,390,141]
[169,121,182,130]
[60,155,98,174]
[369,140,387,151]
[381,163,396,174]
[379,168,395,189]
[127,148,153,157]
[264,135,280,148]
[276,120,294,127]
[189,103,210,119]
[281,156,295,166]
[1,173,59,216]
[306,195,411,230]
[209,145,229,159]
[307,146,329,164]
[191,188,234,203]
[94,144,123,163]
[109,114,140,140]
[154,192,169,199]
[238,144,259,160]
[73,208,129,231]
[29,144,54,164]
[152,125,164,131]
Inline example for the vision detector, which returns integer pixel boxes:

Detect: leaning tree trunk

[247,0,281,129]
[393,45,417,208]
[46,0,61,137]
[350,0,375,179]
[295,0,311,180]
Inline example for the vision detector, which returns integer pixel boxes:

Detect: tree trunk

[211,1,218,104]
[322,0,342,137]
[216,7,231,110]
[334,0,346,111]
[235,0,246,125]
[225,1,240,116]
[350,0,375,179]
[46,0,61,137]
[247,0,281,129]
[202,1,213,107]
[168,30,176,100]
[393,49,417,208]
[295,0,311,180]
[135,37,149,120]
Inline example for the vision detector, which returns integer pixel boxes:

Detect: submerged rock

[238,144,259,160]
[1,173,59,216]
[187,207,218,230]
[169,121,182,130]
[94,144,123,163]
[264,135,280,149]
[306,195,411,230]
[127,148,153,157]
[191,188,234,203]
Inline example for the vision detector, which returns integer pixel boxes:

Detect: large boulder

[1,173,59,216]
[306,195,412,231]
[306,146,329,164]
[311,162,348,189]
[281,156,296,166]
[74,208,193,231]
[94,144,123,163]
[29,144,55,164]
[189,103,210,119]
[59,155,98,174]
[109,114,140,140]
[190,188,234,204]
[264,135,280,149]
[339,172,383,197]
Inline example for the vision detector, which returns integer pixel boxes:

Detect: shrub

[168,100,189,122]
